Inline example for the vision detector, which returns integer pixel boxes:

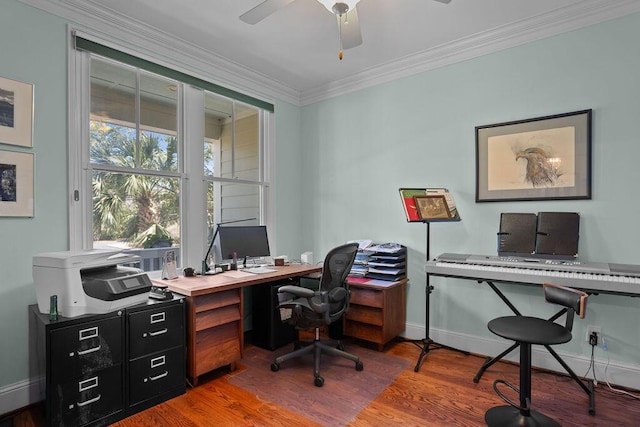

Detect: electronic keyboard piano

[426,253,640,296]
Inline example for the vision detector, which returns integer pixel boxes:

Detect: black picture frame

[475,109,592,202]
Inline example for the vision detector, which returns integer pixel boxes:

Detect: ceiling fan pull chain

[338,14,344,60]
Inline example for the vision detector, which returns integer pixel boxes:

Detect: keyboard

[425,253,640,296]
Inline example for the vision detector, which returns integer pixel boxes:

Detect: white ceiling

[19,0,640,105]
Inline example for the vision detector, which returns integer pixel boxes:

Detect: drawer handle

[77,394,101,407]
[144,328,168,338]
[148,371,168,382]
[77,345,101,356]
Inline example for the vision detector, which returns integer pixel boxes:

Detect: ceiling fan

[240,0,452,60]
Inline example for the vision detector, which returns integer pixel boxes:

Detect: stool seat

[488,316,572,346]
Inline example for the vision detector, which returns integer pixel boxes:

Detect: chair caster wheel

[314,376,324,387]
[355,361,364,371]
[270,362,280,372]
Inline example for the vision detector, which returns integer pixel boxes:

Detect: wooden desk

[154,264,321,385]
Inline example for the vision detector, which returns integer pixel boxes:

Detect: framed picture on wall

[0,149,34,217]
[0,76,34,148]
[475,109,591,202]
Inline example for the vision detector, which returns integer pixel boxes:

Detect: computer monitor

[218,225,271,261]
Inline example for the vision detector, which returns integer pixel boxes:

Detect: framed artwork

[414,195,451,220]
[0,76,34,148]
[475,109,591,202]
[0,149,34,217]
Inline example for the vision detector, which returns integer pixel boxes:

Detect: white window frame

[68,32,275,270]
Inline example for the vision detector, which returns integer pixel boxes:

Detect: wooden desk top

[153,263,322,297]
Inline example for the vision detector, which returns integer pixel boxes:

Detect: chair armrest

[278,285,315,298]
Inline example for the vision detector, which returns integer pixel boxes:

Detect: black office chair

[270,242,363,387]
[485,282,590,427]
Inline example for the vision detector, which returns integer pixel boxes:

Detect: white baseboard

[0,377,41,416]
[3,324,638,416]
[402,322,640,392]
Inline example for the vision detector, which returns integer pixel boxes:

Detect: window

[204,93,264,260]
[69,39,273,272]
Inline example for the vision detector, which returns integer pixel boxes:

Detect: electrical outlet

[586,325,602,344]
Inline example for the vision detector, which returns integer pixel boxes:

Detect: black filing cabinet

[30,298,186,427]
[126,299,185,411]
[252,278,298,350]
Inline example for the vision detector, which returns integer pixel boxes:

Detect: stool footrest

[493,379,530,412]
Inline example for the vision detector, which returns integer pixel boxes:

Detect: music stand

[399,188,469,372]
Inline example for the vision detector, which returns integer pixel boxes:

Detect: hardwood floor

[7,340,640,426]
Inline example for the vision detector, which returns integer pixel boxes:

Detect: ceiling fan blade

[338,6,362,50]
[239,0,296,25]
[432,0,452,3]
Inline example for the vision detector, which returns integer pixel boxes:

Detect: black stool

[485,283,589,427]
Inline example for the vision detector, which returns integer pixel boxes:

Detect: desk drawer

[50,364,123,427]
[345,305,383,326]
[194,322,241,376]
[349,287,383,308]
[129,346,185,406]
[128,303,184,359]
[343,320,383,343]
[49,315,123,384]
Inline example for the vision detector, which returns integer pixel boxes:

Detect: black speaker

[251,279,297,350]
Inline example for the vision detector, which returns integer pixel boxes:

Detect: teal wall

[1,0,640,407]
[299,12,640,365]
[0,1,68,388]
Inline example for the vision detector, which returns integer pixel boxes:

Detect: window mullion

[135,70,141,168]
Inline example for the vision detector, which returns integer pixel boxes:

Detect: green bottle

[49,295,58,321]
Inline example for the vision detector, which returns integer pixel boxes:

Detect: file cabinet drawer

[129,346,185,406]
[51,364,123,427]
[49,315,123,384]
[128,303,184,359]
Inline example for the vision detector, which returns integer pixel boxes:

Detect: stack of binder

[349,242,406,282]
[350,251,370,277]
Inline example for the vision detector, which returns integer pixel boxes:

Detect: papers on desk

[366,243,404,253]
[244,267,276,274]
[220,270,255,278]
[348,241,407,282]
[368,267,404,275]
[368,261,405,268]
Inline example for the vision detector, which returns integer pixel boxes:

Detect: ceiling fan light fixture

[317,0,360,15]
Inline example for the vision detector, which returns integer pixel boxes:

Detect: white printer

[33,249,153,318]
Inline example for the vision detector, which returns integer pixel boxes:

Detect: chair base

[485,405,560,427]
[271,335,362,387]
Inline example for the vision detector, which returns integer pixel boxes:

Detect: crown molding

[300,0,640,105]
[17,0,301,106]
[17,0,640,108]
